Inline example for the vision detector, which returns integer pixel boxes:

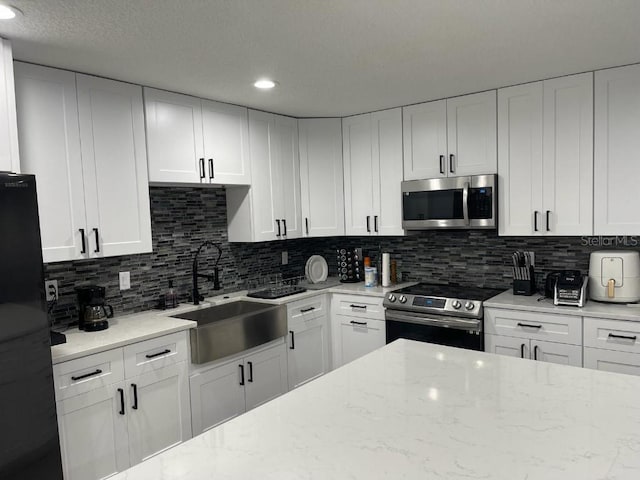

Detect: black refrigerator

[0,173,63,479]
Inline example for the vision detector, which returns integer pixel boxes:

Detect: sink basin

[172,301,286,364]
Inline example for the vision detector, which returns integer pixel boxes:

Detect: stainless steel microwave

[401,174,497,230]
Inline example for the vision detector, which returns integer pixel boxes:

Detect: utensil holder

[513,266,536,296]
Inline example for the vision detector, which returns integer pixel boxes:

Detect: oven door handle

[462,181,470,226]
[385,310,481,331]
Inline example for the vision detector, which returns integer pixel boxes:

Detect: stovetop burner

[384,282,504,319]
[393,283,504,301]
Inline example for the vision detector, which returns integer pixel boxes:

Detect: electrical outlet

[119,271,131,291]
[527,252,535,266]
[282,251,288,265]
[45,280,58,301]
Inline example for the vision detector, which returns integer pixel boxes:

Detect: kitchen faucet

[192,241,222,305]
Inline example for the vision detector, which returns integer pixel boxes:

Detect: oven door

[385,310,483,351]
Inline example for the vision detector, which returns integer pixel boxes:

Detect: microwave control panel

[468,187,493,219]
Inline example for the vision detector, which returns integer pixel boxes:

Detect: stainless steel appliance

[589,250,640,303]
[553,270,588,307]
[0,173,63,478]
[76,285,114,331]
[384,283,503,350]
[401,174,497,230]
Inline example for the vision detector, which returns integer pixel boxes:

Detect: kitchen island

[112,339,640,479]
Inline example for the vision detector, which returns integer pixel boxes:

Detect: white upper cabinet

[447,91,497,176]
[15,63,152,262]
[403,91,496,180]
[373,108,404,236]
[0,38,19,173]
[498,73,593,236]
[299,118,345,237]
[76,74,152,257]
[343,108,404,236]
[542,73,593,236]
[226,110,301,242]
[201,99,251,184]
[144,88,250,186]
[403,99,447,179]
[144,88,204,184]
[14,63,87,263]
[594,64,640,235]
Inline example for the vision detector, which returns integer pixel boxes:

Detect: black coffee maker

[76,285,113,331]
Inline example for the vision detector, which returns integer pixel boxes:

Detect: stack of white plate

[305,255,328,284]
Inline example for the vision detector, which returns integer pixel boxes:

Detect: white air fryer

[588,250,640,303]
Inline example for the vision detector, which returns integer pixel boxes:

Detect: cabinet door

[594,64,640,235]
[244,343,289,411]
[402,100,447,180]
[542,73,593,236]
[485,333,528,359]
[0,39,19,173]
[248,110,280,241]
[56,383,130,480]
[14,63,88,263]
[126,362,191,465]
[299,118,345,237]
[531,340,582,367]
[584,347,640,376]
[447,90,497,176]
[287,314,330,389]
[189,359,246,435]
[497,82,543,236]
[77,75,152,258]
[143,88,204,184]
[343,113,374,235]
[275,114,302,239]
[374,108,405,236]
[201,99,251,185]
[340,318,386,365]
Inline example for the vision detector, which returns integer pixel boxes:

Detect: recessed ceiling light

[254,79,277,90]
[0,4,21,20]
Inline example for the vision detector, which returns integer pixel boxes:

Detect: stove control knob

[388,294,396,303]
[465,301,475,311]
[452,300,462,310]
[399,295,407,304]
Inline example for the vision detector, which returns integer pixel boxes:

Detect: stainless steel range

[383,283,503,351]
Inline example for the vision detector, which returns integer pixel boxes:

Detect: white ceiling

[1,0,640,117]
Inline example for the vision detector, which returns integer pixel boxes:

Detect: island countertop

[111,339,640,480]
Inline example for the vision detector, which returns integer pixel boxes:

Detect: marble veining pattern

[112,340,640,479]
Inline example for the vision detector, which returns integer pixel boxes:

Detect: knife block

[513,267,536,296]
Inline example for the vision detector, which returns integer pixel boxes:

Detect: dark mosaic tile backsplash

[47,186,638,325]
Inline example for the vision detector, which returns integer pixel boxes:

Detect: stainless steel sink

[172,301,287,364]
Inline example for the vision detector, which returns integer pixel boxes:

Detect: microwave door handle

[463,182,470,225]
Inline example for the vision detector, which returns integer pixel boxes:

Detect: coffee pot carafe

[76,285,113,331]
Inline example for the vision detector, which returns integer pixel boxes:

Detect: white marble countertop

[51,281,413,364]
[486,289,640,321]
[111,339,640,479]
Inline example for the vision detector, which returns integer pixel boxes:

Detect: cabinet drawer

[124,332,188,379]
[287,295,327,328]
[53,348,124,401]
[584,317,640,354]
[584,347,640,376]
[485,308,582,345]
[332,294,385,320]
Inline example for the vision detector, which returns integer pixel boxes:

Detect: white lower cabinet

[53,332,191,480]
[189,340,288,436]
[340,319,386,365]
[56,383,130,480]
[485,334,582,367]
[583,347,640,376]
[286,296,330,389]
[583,317,640,376]
[330,294,386,369]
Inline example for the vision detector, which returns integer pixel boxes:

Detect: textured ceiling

[1,0,640,117]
